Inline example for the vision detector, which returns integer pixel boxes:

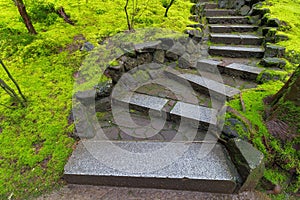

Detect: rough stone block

[166,42,186,61]
[265,44,285,58]
[134,41,161,53]
[196,59,222,74]
[178,53,192,69]
[260,57,286,68]
[153,50,165,63]
[226,138,264,192]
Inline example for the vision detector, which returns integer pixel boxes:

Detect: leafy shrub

[28,1,58,25]
[161,0,169,8]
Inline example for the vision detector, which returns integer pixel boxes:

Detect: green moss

[0,0,194,199]
[262,0,300,64]
[227,80,300,194]
[109,59,119,67]
[257,69,289,83]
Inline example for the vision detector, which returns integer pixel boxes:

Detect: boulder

[226,138,265,192]
[240,5,250,16]
[178,53,192,69]
[260,57,286,68]
[265,44,286,58]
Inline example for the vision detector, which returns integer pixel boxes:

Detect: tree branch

[0,59,27,102]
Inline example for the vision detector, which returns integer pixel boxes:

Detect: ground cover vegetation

[227,0,300,198]
[0,0,192,199]
[0,0,299,199]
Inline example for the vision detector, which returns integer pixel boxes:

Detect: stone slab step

[210,33,264,45]
[196,59,264,81]
[209,46,264,58]
[170,101,218,125]
[204,9,236,17]
[209,24,258,33]
[165,69,240,100]
[113,93,169,112]
[205,3,218,9]
[64,140,240,193]
[113,92,218,128]
[207,16,249,24]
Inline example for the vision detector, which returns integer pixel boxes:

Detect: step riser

[208,49,264,58]
[189,15,199,22]
[205,10,235,17]
[209,26,258,33]
[210,37,263,45]
[197,60,263,81]
[164,70,239,100]
[207,18,249,24]
[205,3,218,9]
[64,174,236,194]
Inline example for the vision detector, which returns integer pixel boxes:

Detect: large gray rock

[178,53,192,69]
[226,138,264,192]
[153,50,165,63]
[166,42,186,61]
[260,57,286,68]
[239,5,250,16]
[265,44,285,58]
[185,29,202,43]
[134,41,161,53]
[136,53,153,66]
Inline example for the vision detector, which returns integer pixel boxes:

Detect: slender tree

[164,0,175,17]
[124,0,133,31]
[13,0,37,34]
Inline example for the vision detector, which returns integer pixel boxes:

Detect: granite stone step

[207,16,249,24]
[112,92,218,128]
[204,9,236,17]
[165,69,240,100]
[209,46,264,58]
[64,140,240,193]
[112,93,169,116]
[196,59,264,81]
[210,33,263,45]
[170,101,218,125]
[209,24,259,33]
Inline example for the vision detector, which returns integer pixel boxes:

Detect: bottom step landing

[64,140,241,193]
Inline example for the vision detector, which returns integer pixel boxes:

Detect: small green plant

[28,1,58,25]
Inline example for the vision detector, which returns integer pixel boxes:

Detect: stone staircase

[203,2,265,58]
[64,0,267,194]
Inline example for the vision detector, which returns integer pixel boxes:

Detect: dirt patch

[36,184,270,200]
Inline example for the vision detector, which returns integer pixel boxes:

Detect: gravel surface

[37,184,271,200]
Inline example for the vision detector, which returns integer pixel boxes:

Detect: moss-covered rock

[260,57,286,68]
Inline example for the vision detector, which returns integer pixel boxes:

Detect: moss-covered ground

[0,0,192,199]
[0,0,299,199]
[226,0,300,198]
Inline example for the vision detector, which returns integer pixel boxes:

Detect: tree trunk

[270,65,300,107]
[124,0,132,31]
[57,7,75,25]
[164,0,175,17]
[14,0,37,34]
[266,65,300,137]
